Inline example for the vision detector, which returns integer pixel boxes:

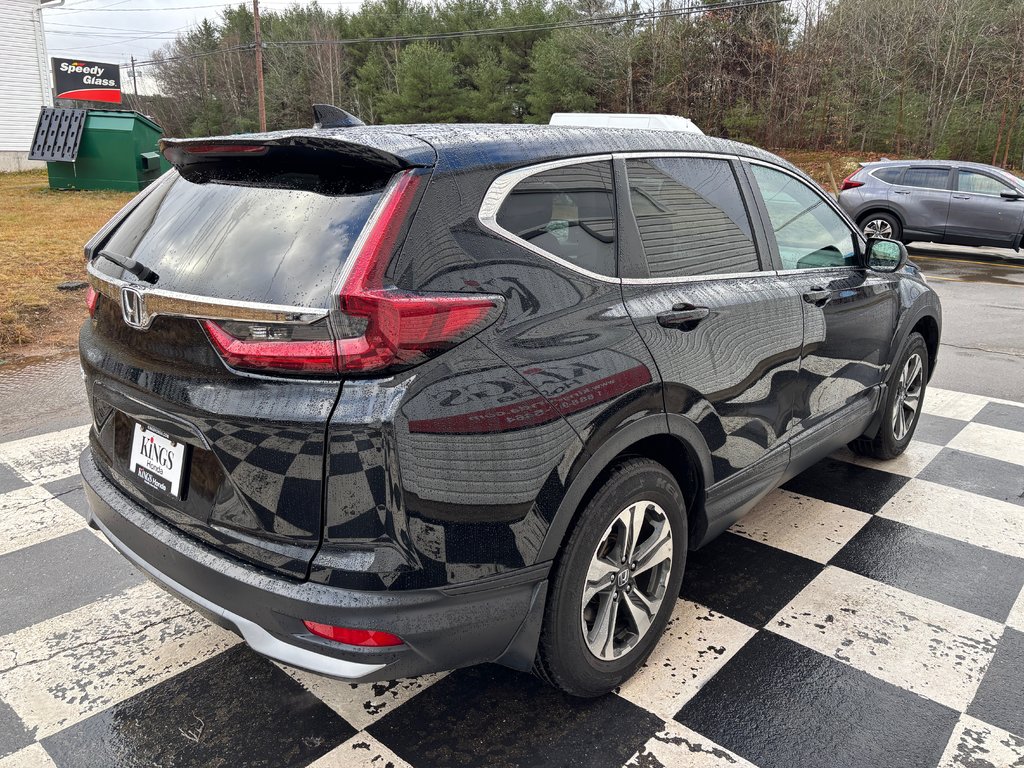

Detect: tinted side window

[957,170,1012,196]
[750,164,856,270]
[625,157,758,277]
[873,166,904,184]
[901,167,950,190]
[496,161,616,277]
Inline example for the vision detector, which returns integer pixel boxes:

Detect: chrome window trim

[478,154,618,284]
[478,150,784,286]
[867,166,907,186]
[87,260,328,328]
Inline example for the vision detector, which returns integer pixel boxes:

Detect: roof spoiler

[160,131,435,190]
[313,104,364,129]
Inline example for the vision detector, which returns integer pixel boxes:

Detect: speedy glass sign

[52,57,122,103]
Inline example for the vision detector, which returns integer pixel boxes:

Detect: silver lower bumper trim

[91,515,386,680]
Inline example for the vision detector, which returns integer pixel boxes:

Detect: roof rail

[312,104,365,129]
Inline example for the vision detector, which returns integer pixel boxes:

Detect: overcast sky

[42,0,358,74]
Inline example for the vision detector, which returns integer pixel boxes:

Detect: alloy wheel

[892,352,924,441]
[863,218,894,239]
[580,500,673,661]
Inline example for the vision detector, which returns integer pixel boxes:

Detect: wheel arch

[857,206,905,231]
[536,414,712,564]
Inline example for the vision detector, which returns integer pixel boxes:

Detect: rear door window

[496,161,616,277]
[99,172,384,308]
[625,157,759,277]
[901,167,950,190]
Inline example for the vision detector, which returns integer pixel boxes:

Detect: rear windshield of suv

[98,172,384,308]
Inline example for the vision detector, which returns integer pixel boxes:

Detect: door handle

[952,194,971,200]
[802,288,832,307]
[893,190,911,195]
[657,303,710,330]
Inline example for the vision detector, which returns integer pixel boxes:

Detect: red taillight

[202,320,338,374]
[334,171,501,373]
[202,170,503,377]
[840,174,864,191]
[302,621,403,647]
[86,285,99,317]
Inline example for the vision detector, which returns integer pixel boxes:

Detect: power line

[130,0,785,68]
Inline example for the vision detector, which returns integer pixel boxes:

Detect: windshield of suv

[98,171,384,308]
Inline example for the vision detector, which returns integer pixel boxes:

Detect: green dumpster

[43,109,171,192]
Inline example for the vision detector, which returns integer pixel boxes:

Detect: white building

[0,0,57,171]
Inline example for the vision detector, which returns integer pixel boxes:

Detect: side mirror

[864,238,907,273]
[1000,190,1023,200]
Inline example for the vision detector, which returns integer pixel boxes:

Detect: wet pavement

[908,249,1024,402]
[0,250,1023,767]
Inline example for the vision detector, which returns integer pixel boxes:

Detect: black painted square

[974,402,1024,434]
[681,533,823,629]
[912,413,968,446]
[0,697,35,760]
[0,461,28,495]
[676,631,959,768]
[968,627,1024,738]
[782,457,909,514]
[368,664,662,768]
[41,645,354,768]
[0,530,143,635]
[831,516,1024,622]
[918,448,1024,506]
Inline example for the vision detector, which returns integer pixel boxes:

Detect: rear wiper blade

[98,249,159,285]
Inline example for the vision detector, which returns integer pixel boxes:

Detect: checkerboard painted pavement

[0,387,1022,768]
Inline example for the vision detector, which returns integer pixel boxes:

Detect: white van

[549,112,704,134]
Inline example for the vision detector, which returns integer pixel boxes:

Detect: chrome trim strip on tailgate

[87,260,328,328]
[91,514,386,680]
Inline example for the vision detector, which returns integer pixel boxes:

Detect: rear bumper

[81,447,548,682]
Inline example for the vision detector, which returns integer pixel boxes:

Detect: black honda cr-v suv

[80,119,941,697]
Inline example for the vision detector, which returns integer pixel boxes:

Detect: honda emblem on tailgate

[120,285,149,330]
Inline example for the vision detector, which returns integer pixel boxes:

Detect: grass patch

[0,170,134,360]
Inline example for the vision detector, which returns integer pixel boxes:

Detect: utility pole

[253,0,267,132]
[130,56,138,105]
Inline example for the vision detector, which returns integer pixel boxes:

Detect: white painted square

[617,600,756,720]
[0,425,90,485]
[309,732,413,768]
[923,388,989,422]
[625,721,758,768]
[281,666,446,731]
[832,440,943,478]
[729,489,871,564]
[0,486,84,557]
[771,567,1003,711]
[878,478,1024,559]
[937,714,1024,768]
[0,744,58,768]
[1008,587,1024,633]
[948,422,1024,467]
[0,583,237,739]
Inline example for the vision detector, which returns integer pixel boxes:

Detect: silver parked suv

[838,160,1024,250]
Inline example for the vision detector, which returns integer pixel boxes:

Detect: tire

[534,457,687,697]
[849,332,928,460]
[860,212,902,242]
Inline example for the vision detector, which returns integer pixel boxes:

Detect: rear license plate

[129,423,187,498]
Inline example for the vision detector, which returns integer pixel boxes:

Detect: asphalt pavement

[908,247,1024,402]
